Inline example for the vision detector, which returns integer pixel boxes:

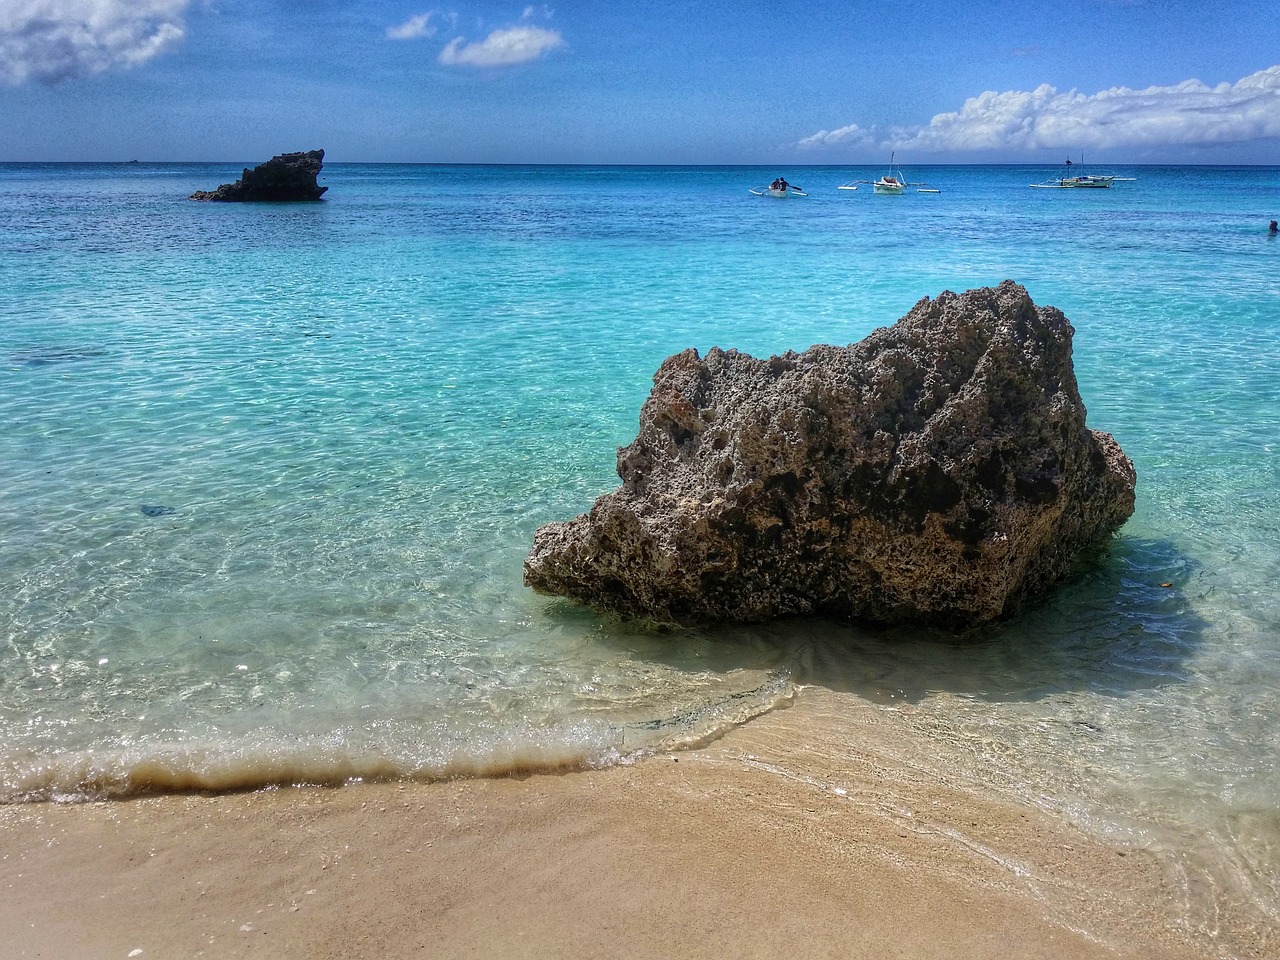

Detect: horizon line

[3,160,1279,168]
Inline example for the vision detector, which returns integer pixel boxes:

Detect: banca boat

[1030,158,1136,189]
[840,153,935,194]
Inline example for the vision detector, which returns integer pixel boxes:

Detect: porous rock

[524,281,1136,628]
[189,149,328,201]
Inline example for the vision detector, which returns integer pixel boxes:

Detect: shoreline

[3,686,1264,960]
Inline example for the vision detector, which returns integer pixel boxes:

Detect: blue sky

[1,0,1278,163]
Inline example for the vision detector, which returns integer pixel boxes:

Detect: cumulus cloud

[438,25,563,68]
[387,12,438,41]
[799,66,1280,154]
[0,0,189,85]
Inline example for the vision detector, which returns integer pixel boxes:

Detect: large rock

[189,149,328,201]
[524,281,1136,628]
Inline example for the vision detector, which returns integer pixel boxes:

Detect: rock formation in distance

[189,149,328,201]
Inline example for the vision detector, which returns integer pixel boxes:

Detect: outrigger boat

[750,177,807,198]
[1031,157,1136,189]
[839,152,937,194]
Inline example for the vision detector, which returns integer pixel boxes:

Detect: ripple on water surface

[1,168,1278,942]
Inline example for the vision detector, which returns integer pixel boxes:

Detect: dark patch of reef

[189,150,327,202]
[525,281,1136,629]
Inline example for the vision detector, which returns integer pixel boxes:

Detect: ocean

[1,162,1277,932]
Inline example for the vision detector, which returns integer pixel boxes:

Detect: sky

[0,0,1278,164]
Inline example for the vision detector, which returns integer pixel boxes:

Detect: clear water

[2,162,1278,924]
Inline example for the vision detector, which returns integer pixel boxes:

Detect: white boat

[750,179,807,198]
[1031,158,1136,189]
[874,175,905,195]
[874,154,907,194]
[841,153,932,194]
[1031,172,1114,189]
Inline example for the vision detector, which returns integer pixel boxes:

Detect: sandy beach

[3,686,1266,960]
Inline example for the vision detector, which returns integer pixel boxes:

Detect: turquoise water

[2,162,1279,926]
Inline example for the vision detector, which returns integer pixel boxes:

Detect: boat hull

[1030,179,1112,189]
[873,180,904,195]
[1030,165,1126,189]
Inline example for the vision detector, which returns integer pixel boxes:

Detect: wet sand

[0,688,1262,959]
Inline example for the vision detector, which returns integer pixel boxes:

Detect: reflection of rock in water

[527,281,1136,629]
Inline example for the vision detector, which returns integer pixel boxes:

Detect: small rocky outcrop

[525,281,1136,629]
[189,149,328,201]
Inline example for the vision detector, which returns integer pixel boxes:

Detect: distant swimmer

[1271,220,1278,235]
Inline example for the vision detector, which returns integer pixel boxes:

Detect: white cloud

[797,123,872,149]
[0,0,189,85]
[438,25,563,68]
[386,12,437,41]
[799,66,1280,154]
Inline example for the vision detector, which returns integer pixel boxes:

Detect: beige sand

[1,688,1265,959]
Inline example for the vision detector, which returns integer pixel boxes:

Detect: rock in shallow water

[189,149,328,202]
[524,281,1136,629]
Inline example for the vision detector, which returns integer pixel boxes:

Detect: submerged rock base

[190,149,328,201]
[525,281,1136,629]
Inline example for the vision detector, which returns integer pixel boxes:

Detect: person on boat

[770,178,783,191]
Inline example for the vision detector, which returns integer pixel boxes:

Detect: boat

[840,153,935,194]
[874,175,905,195]
[1030,157,1136,189]
[874,154,907,195]
[750,178,807,198]
[1031,170,1113,189]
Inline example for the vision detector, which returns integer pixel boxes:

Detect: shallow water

[2,161,1278,932]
